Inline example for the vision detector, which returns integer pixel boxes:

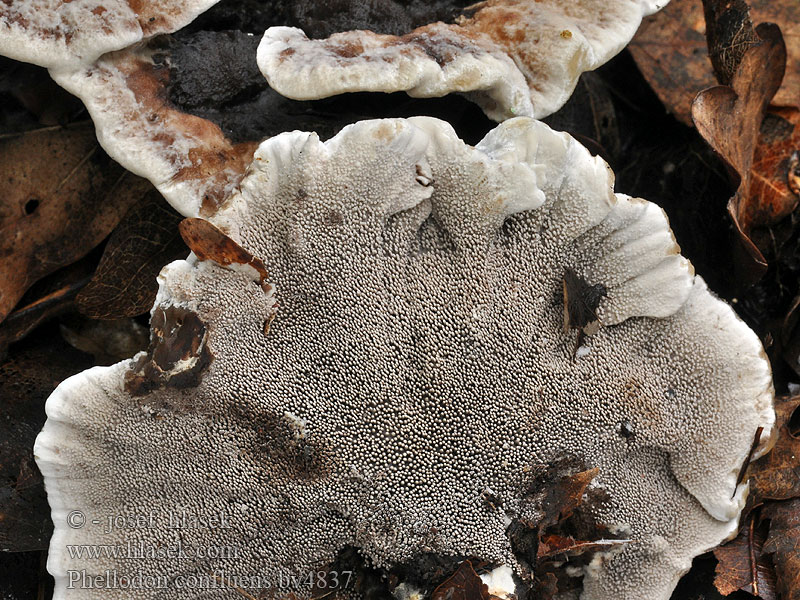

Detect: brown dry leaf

[629,2,715,127]
[630,0,800,126]
[179,218,269,283]
[691,23,786,283]
[60,316,149,365]
[713,512,777,599]
[0,255,96,355]
[0,123,147,323]
[749,107,800,232]
[76,190,187,319]
[431,560,498,600]
[763,499,800,600]
[0,332,93,551]
[748,395,800,503]
[784,296,800,379]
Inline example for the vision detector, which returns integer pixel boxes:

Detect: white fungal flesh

[258,0,670,120]
[35,117,773,600]
[257,24,535,121]
[480,564,516,598]
[50,46,255,218]
[0,0,220,71]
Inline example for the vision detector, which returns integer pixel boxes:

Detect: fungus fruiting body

[258,0,670,120]
[35,116,773,600]
[0,0,673,217]
[0,0,221,70]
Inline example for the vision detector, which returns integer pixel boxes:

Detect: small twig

[733,426,763,496]
[748,512,758,597]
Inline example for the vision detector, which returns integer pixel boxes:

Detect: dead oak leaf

[748,107,800,234]
[713,511,777,599]
[76,190,187,319]
[691,23,786,283]
[763,499,800,600]
[0,255,96,354]
[748,394,800,504]
[0,123,145,323]
[630,0,800,126]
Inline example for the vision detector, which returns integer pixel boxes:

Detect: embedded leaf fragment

[562,269,606,333]
[179,218,269,283]
[124,305,213,397]
[539,466,600,528]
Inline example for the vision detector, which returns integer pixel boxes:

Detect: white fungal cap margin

[36,116,772,600]
[0,0,220,71]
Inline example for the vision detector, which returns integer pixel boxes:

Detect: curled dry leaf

[763,499,800,600]
[630,0,800,126]
[691,23,787,283]
[0,123,145,324]
[0,256,96,355]
[76,190,187,320]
